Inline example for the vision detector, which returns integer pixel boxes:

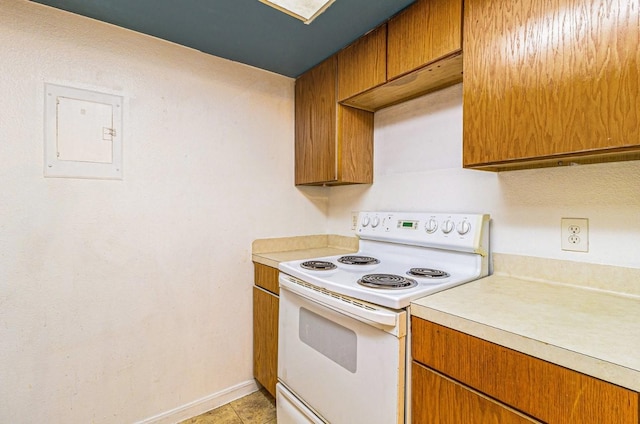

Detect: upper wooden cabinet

[340,0,464,111]
[386,0,463,79]
[337,25,387,101]
[295,55,374,186]
[463,0,640,171]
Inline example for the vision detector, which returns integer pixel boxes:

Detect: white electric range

[276,211,490,424]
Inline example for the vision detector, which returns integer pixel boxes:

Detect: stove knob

[371,216,380,228]
[362,216,371,227]
[457,220,471,235]
[425,218,438,234]
[442,220,454,234]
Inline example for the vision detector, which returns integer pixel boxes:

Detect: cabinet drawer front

[412,318,639,423]
[254,263,279,295]
[412,362,539,424]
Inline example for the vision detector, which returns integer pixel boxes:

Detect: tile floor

[179,388,276,424]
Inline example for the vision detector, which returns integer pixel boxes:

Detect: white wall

[3,1,638,421]
[327,84,640,269]
[0,1,327,423]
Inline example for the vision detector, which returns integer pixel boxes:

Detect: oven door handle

[279,274,398,328]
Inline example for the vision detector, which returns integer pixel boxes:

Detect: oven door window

[299,307,357,373]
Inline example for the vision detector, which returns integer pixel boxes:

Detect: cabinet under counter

[409,254,640,423]
[411,317,638,423]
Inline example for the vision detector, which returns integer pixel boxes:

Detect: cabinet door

[336,105,374,184]
[295,56,374,186]
[338,24,387,101]
[412,318,640,423]
[253,286,278,397]
[387,0,463,80]
[463,0,640,169]
[295,57,337,185]
[412,362,539,424]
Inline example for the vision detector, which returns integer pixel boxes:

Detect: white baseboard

[135,379,259,424]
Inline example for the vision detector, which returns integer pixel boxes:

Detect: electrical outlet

[561,218,588,252]
[351,211,359,230]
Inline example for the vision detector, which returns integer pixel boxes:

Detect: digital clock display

[398,220,417,230]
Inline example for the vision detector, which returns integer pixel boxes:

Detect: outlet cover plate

[351,211,359,230]
[561,218,588,252]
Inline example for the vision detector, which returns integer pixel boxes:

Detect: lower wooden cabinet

[253,263,279,397]
[412,362,538,423]
[411,317,640,424]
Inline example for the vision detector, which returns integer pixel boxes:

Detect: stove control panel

[356,211,490,255]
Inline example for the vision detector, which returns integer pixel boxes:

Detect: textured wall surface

[327,84,640,269]
[3,1,639,423]
[0,1,327,423]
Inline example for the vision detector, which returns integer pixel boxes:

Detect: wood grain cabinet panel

[295,57,335,185]
[295,55,373,185]
[337,24,387,101]
[253,285,278,398]
[341,0,464,111]
[387,0,463,80]
[463,0,640,170]
[254,262,279,295]
[412,362,539,424]
[253,263,279,397]
[412,317,640,423]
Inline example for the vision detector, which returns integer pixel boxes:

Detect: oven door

[278,274,406,424]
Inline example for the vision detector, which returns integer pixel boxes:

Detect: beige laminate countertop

[411,253,640,392]
[252,234,358,268]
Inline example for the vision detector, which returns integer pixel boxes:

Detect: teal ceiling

[30,0,415,78]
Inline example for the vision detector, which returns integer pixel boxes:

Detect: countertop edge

[252,234,359,268]
[411,300,640,392]
[251,254,280,269]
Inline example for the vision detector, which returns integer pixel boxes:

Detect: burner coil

[407,268,450,279]
[301,260,337,271]
[358,274,417,290]
[338,256,380,266]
